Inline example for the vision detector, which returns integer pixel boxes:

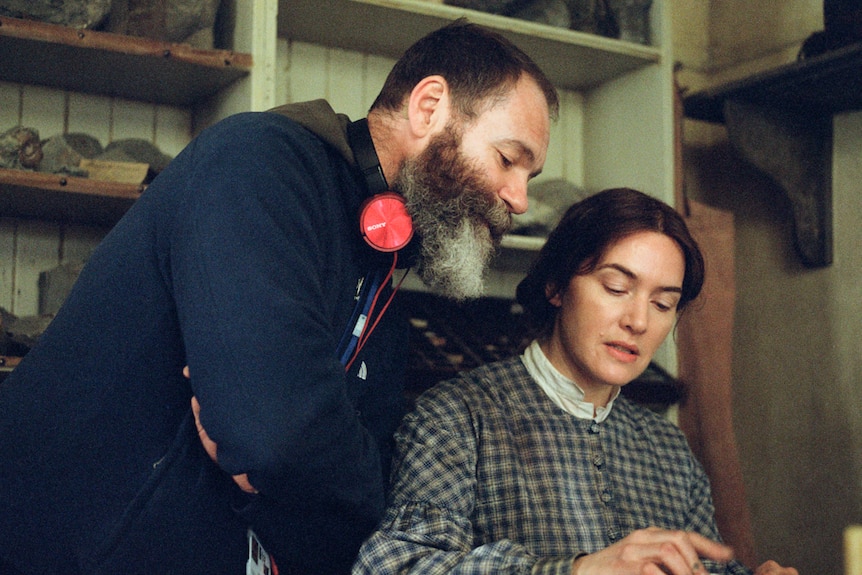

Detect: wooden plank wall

[0,38,581,318]
[0,82,191,316]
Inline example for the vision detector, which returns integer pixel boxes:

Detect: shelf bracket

[682,43,862,268]
[723,99,833,267]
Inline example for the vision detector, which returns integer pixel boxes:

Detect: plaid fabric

[354,357,753,575]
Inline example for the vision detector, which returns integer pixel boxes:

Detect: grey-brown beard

[394,126,511,301]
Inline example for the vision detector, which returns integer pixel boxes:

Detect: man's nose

[498,176,529,215]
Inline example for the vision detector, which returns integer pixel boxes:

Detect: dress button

[593,455,604,468]
[601,490,613,503]
[589,422,600,433]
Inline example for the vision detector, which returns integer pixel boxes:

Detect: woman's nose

[623,301,648,334]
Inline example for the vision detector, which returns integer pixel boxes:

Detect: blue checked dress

[353,356,753,575]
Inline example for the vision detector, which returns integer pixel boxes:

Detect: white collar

[521,340,619,422]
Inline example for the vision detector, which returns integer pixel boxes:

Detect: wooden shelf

[278,0,662,92]
[684,42,862,124]
[0,16,252,107]
[0,168,141,227]
[500,234,545,251]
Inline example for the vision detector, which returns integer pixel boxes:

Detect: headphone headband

[347,118,389,195]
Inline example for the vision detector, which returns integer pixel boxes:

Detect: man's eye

[499,153,513,168]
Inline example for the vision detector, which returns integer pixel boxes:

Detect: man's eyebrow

[598,263,683,294]
[500,138,542,177]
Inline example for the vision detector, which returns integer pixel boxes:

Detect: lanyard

[337,267,385,368]
[337,253,407,372]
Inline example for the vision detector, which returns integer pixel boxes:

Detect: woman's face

[541,231,685,406]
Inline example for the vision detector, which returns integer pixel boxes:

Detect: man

[0,20,558,575]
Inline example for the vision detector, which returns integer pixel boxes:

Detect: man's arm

[169,112,386,572]
[190,393,256,493]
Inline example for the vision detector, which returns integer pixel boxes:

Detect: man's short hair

[371,19,559,121]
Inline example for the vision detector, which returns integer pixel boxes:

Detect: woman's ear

[545,282,563,307]
[406,75,450,139]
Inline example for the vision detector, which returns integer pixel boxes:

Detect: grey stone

[607,0,651,44]
[0,307,54,351]
[0,0,111,29]
[106,0,220,48]
[39,262,84,316]
[446,0,621,36]
[443,0,521,13]
[38,134,89,176]
[64,133,105,159]
[445,0,569,29]
[511,178,588,236]
[567,0,619,37]
[99,138,173,174]
[512,0,570,28]
[0,126,42,170]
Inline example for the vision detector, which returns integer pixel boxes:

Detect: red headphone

[348,119,414,252]
[359,191,414,252]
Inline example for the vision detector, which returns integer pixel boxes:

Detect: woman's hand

[754,560,798,575]
[571,527,733,575]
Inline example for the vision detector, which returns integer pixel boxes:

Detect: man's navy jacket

[0,101,407,575]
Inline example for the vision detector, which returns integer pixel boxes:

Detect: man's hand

[186,366,258,495]
[571,527,734,575]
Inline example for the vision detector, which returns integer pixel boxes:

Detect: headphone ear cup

[359,192,414,252]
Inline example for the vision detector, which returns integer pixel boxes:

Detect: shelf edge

[0,168,145,200]
[0,16,253,70]
[358,0,661,60]
[279,0,662,91]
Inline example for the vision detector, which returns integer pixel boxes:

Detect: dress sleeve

[353,385,578,575]
[681,435,753,575]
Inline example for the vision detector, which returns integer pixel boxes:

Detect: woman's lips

[605,341,640,363]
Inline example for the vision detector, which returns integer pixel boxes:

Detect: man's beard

[394,126,512,301]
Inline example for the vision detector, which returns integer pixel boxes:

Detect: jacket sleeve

[353,386,577,575]
[166,112,385,572]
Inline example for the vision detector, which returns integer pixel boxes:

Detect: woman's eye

[604,285,625,295]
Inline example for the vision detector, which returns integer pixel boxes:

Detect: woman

[354,188,797,575]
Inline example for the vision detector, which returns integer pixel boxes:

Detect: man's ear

[406,75,450,139]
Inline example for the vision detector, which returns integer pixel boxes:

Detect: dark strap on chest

[346,118,389,195]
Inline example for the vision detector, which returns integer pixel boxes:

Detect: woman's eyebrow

[598,263,683,294]
[598,262,635,279]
